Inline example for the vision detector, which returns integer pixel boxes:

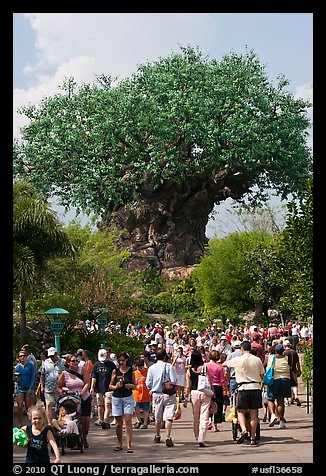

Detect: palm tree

[13,180,75,345]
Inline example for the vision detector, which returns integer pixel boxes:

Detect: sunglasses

[19,355,26,358]
[70,359,78,363]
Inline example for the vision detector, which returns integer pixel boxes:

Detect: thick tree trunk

[98,172,252,273]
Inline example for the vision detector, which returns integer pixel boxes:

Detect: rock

[161,265,197,280]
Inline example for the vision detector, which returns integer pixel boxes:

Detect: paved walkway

[13,384,313,464]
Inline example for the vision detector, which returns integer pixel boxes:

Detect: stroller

[53,392,84,454]
[227,386,260,442]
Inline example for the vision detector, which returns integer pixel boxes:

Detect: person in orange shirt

[82,350,94,375]
[133,359,151,429]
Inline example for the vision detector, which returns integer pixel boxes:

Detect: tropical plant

[13,180,75,345]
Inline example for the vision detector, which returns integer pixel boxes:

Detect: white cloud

[14,13,222,138]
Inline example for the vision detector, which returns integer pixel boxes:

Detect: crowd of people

[13,318,312,463]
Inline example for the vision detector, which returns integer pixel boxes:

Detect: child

[132,359,151,429]
[51,405,79,434]
[22,404,61,464]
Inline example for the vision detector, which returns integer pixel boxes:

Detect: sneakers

[269,414,279,427]
[134,421,142,429]
[199,442,208,447]
[165,437,174,447]
[140,424,148,429]
[295,398,301,406]
[237,431,250,444]
[94,419,102,426]
[101,422,110,429]
[279,420,287,429]
[284,399,289,406]
[154,435,161,443]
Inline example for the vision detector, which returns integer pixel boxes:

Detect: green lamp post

[45,308,69,356]
[95,308,109,348]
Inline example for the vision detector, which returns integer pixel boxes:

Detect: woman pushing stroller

[56,354,91,448]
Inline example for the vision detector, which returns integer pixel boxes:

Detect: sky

[13,12,313,236]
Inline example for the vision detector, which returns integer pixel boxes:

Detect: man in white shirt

[146,348,177,448]
[223,341,265,446]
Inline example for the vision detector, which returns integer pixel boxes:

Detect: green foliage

[301,342,313,381]
[301,342,313,397]
[102,335,145,363]
[193,230,278,317]
[274,180,313,318]
[14,47,312,217]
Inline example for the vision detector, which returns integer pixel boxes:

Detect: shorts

[96,391,113,406]
[134,401,151,411]
[112,395,135,416]
[15,387,34,399]
[267,378,292,400]
[290,371,298,387]
[80,396,92,417]
[44,391,59,404]
[236,389,262,410]
[152,392,176,422]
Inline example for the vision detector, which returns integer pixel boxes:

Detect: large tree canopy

[14,47,312,272]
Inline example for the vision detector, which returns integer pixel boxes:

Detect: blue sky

[13,13,313,236]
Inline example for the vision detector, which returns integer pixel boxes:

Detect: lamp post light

[45,308,69,356]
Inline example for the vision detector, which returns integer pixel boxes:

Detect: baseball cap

[150,341,158,346]
[275,344,284,354]
[98,349,107,362]
[47,347,58,356]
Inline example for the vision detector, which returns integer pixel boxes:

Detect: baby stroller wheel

[61,438,66,456]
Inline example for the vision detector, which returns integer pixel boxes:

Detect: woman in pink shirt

[206,350,226,431]
[56,354,91,448]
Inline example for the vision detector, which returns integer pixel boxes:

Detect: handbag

[209,399,218,414]
[162,364,177,396]
[197,364,214,397]
[262,355,276,386]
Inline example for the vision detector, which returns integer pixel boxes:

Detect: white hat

[232,340,242,348]
[283,340,291,346]
[220,335,227,340]
[47,347,58,356]
[150,341,158,346]
[98,349,107,362]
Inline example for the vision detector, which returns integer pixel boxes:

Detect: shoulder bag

[262,355,276,386]
[162,364,177,396]
[197,364,214,397]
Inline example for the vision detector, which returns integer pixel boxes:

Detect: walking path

[13,384,313,464]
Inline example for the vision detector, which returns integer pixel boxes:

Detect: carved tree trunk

[98,172,252,273]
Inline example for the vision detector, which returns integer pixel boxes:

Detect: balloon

[13,427,29,447]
